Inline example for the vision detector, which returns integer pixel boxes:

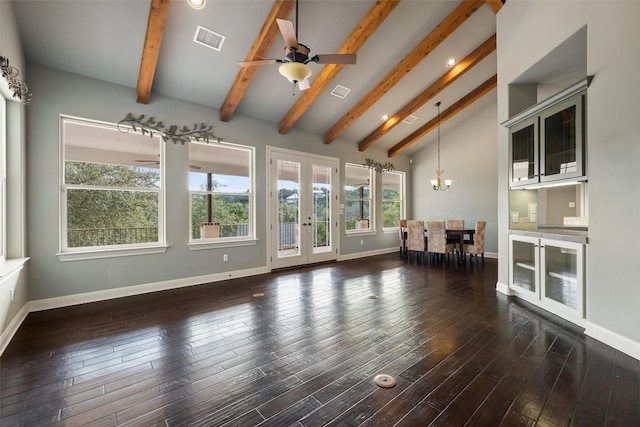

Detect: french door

[268,147,338,269]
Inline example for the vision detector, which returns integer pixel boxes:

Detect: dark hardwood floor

[1,254,639,426]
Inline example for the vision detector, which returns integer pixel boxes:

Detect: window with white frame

[382,170,405,229]
[61,117,164,252]
[345,163,374,232]
[0,93,6,260]
[189,141,254,242]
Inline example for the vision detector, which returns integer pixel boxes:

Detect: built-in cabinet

[505,78,590,189]
[509,234,585,325]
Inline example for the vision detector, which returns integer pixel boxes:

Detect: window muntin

[189,141,254,241]
[61,117,163,251]
[345,163,373,232]
[382,171,404,229]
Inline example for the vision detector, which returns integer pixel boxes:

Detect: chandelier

[431,101,452,191]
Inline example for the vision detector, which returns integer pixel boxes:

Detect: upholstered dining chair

[463,220,486,263]
[427,220,455,263]
[406,220,425,263]
[445,219,464,254]
[398,219,408,259]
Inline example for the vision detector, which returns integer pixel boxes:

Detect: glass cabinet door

[541,239,584,318]
[510,116,539,187]
[509,236,539,298]
[540,94,585,183]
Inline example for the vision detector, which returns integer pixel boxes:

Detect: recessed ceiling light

[381,114,390,121]
[188,0,206,10]
[446,57,457,67]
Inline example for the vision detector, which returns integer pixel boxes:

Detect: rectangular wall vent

[403,115,418,124]
[194,25,225,51]
[330,85,351,99]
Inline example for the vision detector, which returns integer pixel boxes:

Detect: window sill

[57,245,169,262]
[383,227,400,234]
[188,238,258,251]
[346,230,376,237]
[0,257,29,278]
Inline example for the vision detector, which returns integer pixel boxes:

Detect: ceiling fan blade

[313,53,357,65]
[135,159,159,165]
[189,164,202,171]
[238,59,278,67]
[276,18,298,49]
[298,78,310,91]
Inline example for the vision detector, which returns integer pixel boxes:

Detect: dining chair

[398,219,408,259]
[463,220,486,264]
[445,219,464,254]
[406,220,425,263]
[427,220,455,263]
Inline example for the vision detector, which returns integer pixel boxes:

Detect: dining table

[401,226,475,264]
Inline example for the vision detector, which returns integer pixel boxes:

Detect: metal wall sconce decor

[117,113,221,144]
[0,55,31,105]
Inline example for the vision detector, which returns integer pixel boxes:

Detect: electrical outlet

[223,254,228,262]
[360,239,364,245]
[10,288,14,301]
[569,201,576,208]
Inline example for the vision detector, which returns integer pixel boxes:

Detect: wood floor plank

[2,255,637,426]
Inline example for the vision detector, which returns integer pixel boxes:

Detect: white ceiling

[12,0,500,156]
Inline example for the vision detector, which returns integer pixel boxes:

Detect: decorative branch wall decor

[117,113,221,144]
[363,158,396,174]
[0,56,31,105]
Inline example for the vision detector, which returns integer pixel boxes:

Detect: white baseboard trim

[585,321,640,361]
[28,266,270,313]
[0,266,268,357]
[0,303,29,356]
[338,247,397,261]
[495,281,510,295]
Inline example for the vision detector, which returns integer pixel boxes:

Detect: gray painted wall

[24,64,411,302]
[410,96,498,254]
[497,2,640,347]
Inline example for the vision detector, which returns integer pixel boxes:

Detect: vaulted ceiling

[12,0,501,157]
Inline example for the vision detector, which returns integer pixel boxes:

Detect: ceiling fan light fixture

[187,0,206,10]
[278,62,312,84]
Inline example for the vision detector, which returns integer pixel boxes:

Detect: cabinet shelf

[515,261,536,272]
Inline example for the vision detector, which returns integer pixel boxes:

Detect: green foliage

[65,162,161,247]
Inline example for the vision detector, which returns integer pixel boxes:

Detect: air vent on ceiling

[330,85,351,99]
[403,115,418,124]
[193,25,225,51]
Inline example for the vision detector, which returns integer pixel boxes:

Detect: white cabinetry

[509,234,585,325]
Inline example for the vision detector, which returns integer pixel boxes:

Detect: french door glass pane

[312,164,331,254]
[512,240,536,292]
[277,160,300,257]
[544,245,578,309]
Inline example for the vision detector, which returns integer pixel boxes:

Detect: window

[189,141,254,242]
[382,171,405,229]
[345,163,373,232]
[60,117,164,253]
[0,93,6,260]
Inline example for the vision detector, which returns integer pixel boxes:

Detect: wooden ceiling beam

[387,74,497,157]
[278,0,401,135]
[220,0,296,122]
[136,0,170,104]
[324,0,485,145]
[358,34,496,152]
[485,0,503,14]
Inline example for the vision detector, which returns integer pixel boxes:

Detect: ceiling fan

[238,0,356,90]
